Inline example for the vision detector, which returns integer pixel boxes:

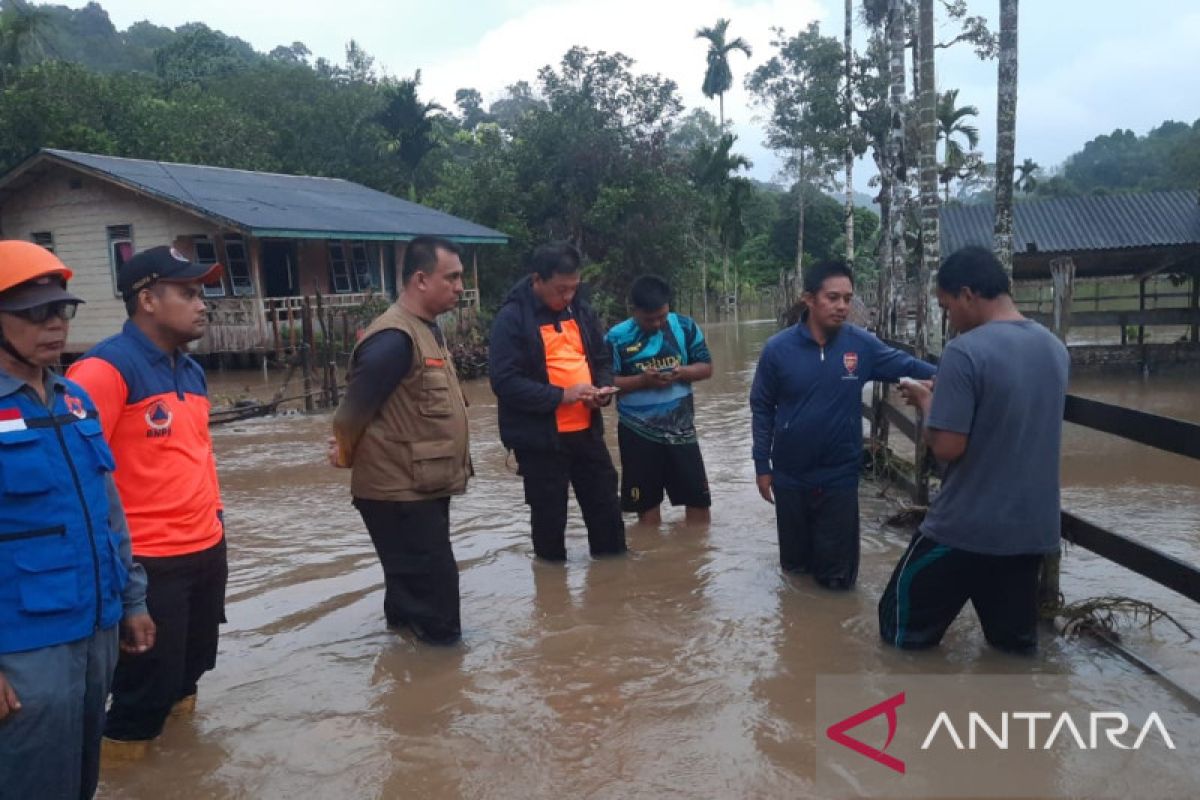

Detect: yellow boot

[101,737,149,765]
[170,694,197,717]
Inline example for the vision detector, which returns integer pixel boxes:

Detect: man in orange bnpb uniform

[68,246,226,757]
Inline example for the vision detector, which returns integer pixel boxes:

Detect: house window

[350,242,378,291]
[196,237,225,298]
[31,231,54,252]
[329,242,352,293]
[107,225,134,297]
[223,235,255,297]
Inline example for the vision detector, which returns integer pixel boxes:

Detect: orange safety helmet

[0,240,75,293]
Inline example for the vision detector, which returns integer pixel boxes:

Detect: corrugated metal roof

[941,190,1200,256]
[37,149,509,243]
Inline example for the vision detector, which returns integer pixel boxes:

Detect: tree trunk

[721,242,730,311]
[916,0,940,358]
[795,153,807,299]
[843,0,856,265]
[719,92,725,129]
[887,0,909,338]
[877,169,894,337]
[993,0,1019,276]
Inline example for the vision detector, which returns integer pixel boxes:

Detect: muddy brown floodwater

[99,319,1200,799]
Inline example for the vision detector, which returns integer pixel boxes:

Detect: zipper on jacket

[48,403,103,630]
[820,346,825,362]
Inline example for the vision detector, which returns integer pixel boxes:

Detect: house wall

[0,165,224,352]
[296,240,332,295]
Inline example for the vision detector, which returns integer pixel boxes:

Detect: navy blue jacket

[0,368,146,654]
[488,276,613,452]
[750,322,937,490]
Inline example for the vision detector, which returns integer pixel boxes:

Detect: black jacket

[488,276,613,452]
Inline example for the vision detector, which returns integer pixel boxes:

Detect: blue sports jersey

[605,313,711,444]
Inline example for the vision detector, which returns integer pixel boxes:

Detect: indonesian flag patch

[0,407,28,433]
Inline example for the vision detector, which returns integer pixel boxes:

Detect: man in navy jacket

[488,242,626,561]
[750,260,936,589]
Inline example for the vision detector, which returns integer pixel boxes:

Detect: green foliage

[1038,119,1200,196]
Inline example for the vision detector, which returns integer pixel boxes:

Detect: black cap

[117,246,223,299]
[0,274,83,311]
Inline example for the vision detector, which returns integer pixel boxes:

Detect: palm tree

[377,70,445,200]
[993,0,1019,275]
[696,19,752,128]
[916,0,939,359]
[691,133,752,309]
[936,89,980,200]
[1015,157,1040,193]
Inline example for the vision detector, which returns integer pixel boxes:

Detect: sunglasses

[11,301,79,324]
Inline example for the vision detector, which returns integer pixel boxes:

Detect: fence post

[1050,257,1076,343]
[301,296,314,413]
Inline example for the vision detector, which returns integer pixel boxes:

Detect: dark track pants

[105,538,227,741]
[515,430,627,561]
[0,626,118,800]
[878,532,1043,652]
[354,496,461,645]
[774,486,860,589]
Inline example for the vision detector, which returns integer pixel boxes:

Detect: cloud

[414,0,826,181]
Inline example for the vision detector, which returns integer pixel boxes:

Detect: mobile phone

[596,386,620,396]
[657,366,677,374]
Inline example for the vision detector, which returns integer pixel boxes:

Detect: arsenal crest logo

[843,352,859,375]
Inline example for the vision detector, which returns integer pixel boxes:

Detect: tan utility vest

[347,303,471,501]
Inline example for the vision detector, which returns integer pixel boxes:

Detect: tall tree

[377,70,445,200]
[696,18,752,128]
[747,23,844,295]
[1015,157,1040,193]
[916,0,939,357]
[0,1,51,84]
[843,0,856,264]
[691,133,752,306]
[886,0,909,337]
[993,0,1019,275]
[936,88,981,200]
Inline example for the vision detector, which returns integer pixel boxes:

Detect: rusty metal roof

[941,190,1200,256]
[6,149,508,244]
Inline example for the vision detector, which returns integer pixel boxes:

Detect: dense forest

[1,1,1197,317]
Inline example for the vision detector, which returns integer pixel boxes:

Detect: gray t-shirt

[919,319,1070,555]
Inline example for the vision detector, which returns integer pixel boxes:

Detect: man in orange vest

[330,236,472,645]
[68,245,226,757]
[488,242,626,561]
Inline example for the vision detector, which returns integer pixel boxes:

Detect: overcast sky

[58,0,1200,185]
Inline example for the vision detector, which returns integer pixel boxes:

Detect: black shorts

[617,422,711,512]
[878,532,1044,653]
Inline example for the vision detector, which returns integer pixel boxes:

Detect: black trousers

[105,537,227,741]
[774,486,860,589]
[354,496,461,645]
[515,430,626,561]
[878,532,1043,653]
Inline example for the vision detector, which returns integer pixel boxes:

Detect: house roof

[1,149,508,244]
[941,190,1200,257]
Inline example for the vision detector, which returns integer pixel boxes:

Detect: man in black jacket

[488,242,626,561]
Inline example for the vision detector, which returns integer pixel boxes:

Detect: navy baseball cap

[117,246,223,299]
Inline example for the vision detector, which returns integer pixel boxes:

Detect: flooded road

[99,320,1199,799]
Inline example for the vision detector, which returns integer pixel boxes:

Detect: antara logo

[826,691,907,774]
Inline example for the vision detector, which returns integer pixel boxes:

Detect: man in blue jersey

[606,275,713,524]
[750,260,936,589]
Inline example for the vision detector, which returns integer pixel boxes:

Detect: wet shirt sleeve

[684,318,711,364]
[332,329,413,462]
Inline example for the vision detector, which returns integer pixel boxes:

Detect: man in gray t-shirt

[878,246,1069,653]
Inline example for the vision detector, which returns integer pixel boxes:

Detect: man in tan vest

[329,236,470,645]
